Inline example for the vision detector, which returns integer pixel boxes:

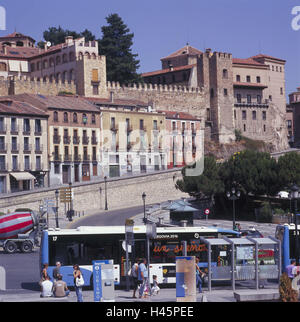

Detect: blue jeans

[75,286,83,302]
[138,278,148,297]
[196,274,202,293]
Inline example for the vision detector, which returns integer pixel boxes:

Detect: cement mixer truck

[0,209,45,253]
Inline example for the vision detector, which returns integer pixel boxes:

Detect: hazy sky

[1,0,300,96]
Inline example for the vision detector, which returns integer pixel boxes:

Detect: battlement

[0,75,76,96]
[107,81,203,94]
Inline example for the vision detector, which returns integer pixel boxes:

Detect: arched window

[82,113,88,124]
[53,111,58,122]
[91,114,96,124]
[63,112,68,123]
[78,52,83,59]
[91,53,97,60]
[85,52,91,59]
[56,56,61,65]
[73,112,78,123]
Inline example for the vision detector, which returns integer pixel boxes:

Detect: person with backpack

[131,259,139,298]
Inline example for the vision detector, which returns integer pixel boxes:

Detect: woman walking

[73,264,84,302]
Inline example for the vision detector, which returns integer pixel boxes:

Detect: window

[223,69,228,79]
[269,95,272,102]
[256,76,261,83]
[35,119,41,133]
[93,85,99,95]
[36,156,41,170]
[257,95,262,104]
[54,164,60,174]
[236,75,241,82]
[23,119,30,132]
[11,118,17,132]
[91,114,96,124]
[53,111,58,122]
[247,94,252,104]
[264,124,266,132]
[153,120,158,130]
[12,155,18,170]
[242,110,247,120]
[262,111,267,120]
[35,138,41,151]
[63,112,68,123]
[287,120,292,129]
[243,124,246,132]
[252,111,257,120]
[140,119,144,131]
[82,114,88,124]
[31,63,35,72]
[24,156,30,170]
[224,88,228,96]
[237,93,242,103]
[210,88,214,98]
[73,113,78,123]
[280,87,283,95]
[172,121,176,131]
[246,75,251,83]
[234,110,236,120]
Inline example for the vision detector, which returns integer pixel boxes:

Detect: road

[1,205,146,290]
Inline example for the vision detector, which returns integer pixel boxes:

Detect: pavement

[0,201,281,302]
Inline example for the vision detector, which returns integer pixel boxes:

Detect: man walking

[138,258,148,298]
[286,260,296,281]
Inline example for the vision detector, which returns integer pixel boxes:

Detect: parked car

[277,191,289,199]
[240,227,264,238]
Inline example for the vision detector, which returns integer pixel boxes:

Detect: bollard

[0,266,6,291]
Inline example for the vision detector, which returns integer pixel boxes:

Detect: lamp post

[104,176,108,211]
[226,187,241,231]
[290,184,300,262]
[55,189,59,228]
[142,192,147,224]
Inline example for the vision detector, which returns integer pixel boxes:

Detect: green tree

[40,26,96,47]
[277,152,300,190]
[176,156,224,198]
[98,13,143,85]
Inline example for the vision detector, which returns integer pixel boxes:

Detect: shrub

[257,202,273,223]
[279,273,298,302]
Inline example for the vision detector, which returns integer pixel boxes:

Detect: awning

[10,172,35,181]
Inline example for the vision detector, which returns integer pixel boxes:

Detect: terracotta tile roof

[0,46,41,59]
[142,64,196,77]
[85,97,148,107]
[161,45,203,60]
[0,32,35,42]
[158,110,200,121]
[251,54,286,63]
[0,99,47,116]
[232,58,267,67]
[5,94,99,113]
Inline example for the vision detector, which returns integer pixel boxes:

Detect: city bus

[275,223,299,271]
[40,225,240,287]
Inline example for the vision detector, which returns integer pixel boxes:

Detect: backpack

[131,263,138,278]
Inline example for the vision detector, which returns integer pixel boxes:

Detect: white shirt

[41,280,53,297]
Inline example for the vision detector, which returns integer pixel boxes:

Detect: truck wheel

[4,241,18,254]
[20,241,33,253]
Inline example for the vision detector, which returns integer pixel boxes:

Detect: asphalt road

[1,205,146,290]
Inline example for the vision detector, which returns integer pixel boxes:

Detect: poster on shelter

[236,246,254,260]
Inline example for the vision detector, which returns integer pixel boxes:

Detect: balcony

[91,137,98,145]
[52,153,62,162]
[34,128,42,136]
[10,125,19,135]
[73,136,80,145]
[0,143,7,153]
[53,135,61,144]
[0,124,6,134]
[35,144,43,154]
[11,143,19,153]
[23,127,31,135]
[110,124,118,132]
[63,136,71,144]
[82,136,89,145]
[234,99,269,108]
[64,154,72,162]
[83,154,90,162]
[74,154,81,162]
[23,144,32,154]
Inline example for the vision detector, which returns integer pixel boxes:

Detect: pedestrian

[151,275,160,295]
[39,263,49,286]
[131,259,139,298]
[286,260,296,281]
[53,274,70,298]
[195,257,204,293]
[40,275,53,298]
[138,258,148,298]
[52,261,61,282]
[259,260,266,289]
[292,262,300,278]
[73,264,84,302]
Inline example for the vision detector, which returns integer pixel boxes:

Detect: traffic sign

[59,187,74,203]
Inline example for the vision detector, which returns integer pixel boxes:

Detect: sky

[0,0,300,97]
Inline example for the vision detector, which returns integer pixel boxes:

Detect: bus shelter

[200,236,281,291]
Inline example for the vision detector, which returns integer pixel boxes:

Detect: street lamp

[290,184,300,262]
[104,176,108,211]
[142,192,147,223]
[55,189,59,228]
[226,187,241,231]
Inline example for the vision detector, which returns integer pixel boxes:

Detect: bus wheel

[4,241,18,254]
[20,241,33,253]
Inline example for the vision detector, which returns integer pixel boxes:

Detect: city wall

[0,169,187,217]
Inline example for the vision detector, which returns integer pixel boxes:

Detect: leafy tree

[277,152,300,190]
[40,26,96,47]
[98,13,143,85]
[176,156,224,198]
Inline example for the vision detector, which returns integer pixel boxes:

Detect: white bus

[40,225,240,287]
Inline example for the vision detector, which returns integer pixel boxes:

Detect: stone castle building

[0,32,289,152]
